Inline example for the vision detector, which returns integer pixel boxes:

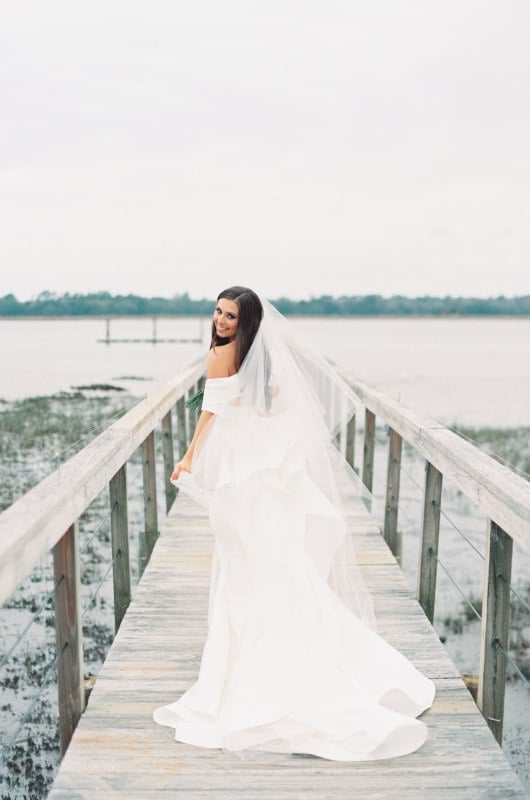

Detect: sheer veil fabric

[153,297,436,761]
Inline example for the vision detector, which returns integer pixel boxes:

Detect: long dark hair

[210,286,263,370]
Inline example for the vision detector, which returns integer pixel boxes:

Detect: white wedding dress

[153,372,436,761]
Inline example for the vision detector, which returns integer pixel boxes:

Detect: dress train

[153,382,435,761]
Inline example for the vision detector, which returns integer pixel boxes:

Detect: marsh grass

[0,391,135,513]
[0,388,144,800]
[443,587,530,681]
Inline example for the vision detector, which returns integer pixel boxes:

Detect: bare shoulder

[207,342,237,379]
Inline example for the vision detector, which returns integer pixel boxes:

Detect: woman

[153,286,435,761]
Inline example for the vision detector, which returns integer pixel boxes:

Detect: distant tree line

[1,291,529,316]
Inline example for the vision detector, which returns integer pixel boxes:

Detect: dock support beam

[110,465,131,632]
[176,395,187,461]
[362,409,375,492]
[141,432,159,575]
[53,523,84,756]
[161,410,176,512]
[478,520,513,744]
[384,428,402,562]
[417,461,443,623]
[346,414,356,471]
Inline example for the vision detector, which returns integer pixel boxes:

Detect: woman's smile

[213,298,240,340]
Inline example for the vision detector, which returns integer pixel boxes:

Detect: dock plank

[48,492,526,799]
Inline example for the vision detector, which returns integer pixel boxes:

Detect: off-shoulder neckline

[205,373,239,382]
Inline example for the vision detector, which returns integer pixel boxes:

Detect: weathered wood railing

[338,371,530,744]
[2,356,528,768]
[0,358,205,756]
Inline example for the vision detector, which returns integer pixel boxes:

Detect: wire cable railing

[392,483,485,625]
[435,555,483,623]
[79,503,116,557]
[392,446,530,724]
[399,462,425,494]
[496,640,530,691]
[1,501,132,765]
[399,454,529,629]
[127,465,144,488]
[0,575,64,673]
[392,494,421,538]
[434,501,486,562]
[82,552,120,620]
[447,425,530,482]
[400,462,487,563]
[53,395,146,466]
[500,577,530,615]
[399,460,529,626]
[375,445,530,729]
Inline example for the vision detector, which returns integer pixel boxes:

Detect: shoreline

[2,313,530,321]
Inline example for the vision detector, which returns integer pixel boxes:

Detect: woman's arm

[171,409,213,480]
[171,344,236,480]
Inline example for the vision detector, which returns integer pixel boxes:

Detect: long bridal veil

[160,295,435,763]
[181,296,379,634]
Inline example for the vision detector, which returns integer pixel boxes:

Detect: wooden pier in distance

[97,316,204,344]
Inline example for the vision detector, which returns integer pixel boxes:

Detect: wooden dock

[48,491,526,799]
[97,316,204,344]
[1,359,527,797]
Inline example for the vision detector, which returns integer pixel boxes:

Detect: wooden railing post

[161,410,176,512]
[384,428,402,562]
[140,431,158,576]
[362,409,375,492]
[109,465,131,632]
[53,522,84,756]
[417,461,443,622]
[478,519,513,744]
[346,414,356,471]
[176,395,188,459]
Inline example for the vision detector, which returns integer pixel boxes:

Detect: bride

[153,285,435,761]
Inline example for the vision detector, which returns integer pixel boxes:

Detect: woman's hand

[171,454,192,481]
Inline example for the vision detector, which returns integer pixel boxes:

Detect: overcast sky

[1,1,529,300]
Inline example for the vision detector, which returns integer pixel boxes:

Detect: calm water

[2,316,529,426]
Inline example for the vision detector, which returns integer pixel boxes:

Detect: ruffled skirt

[153,409,435,760]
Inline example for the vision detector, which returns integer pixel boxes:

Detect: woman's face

[214,298,239,341]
